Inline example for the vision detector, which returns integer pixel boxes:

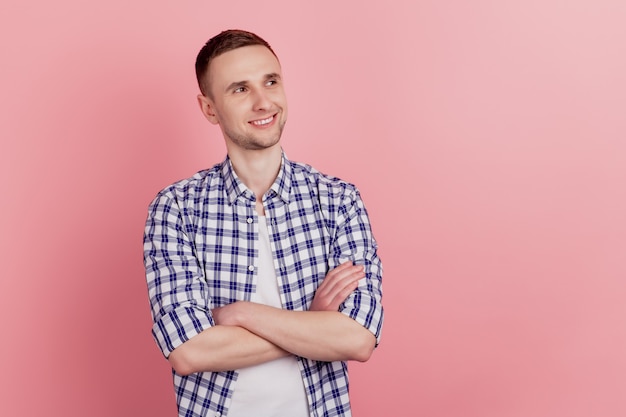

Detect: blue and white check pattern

[143,153,383,417]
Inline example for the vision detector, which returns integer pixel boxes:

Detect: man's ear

[197,94,219,125]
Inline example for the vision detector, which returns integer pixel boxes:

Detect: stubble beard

[225,118,286,151]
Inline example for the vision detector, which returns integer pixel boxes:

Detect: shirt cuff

[152,306,215,358]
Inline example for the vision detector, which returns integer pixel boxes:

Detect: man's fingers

[323,261,354,281]
[310,261,366,311]
[319,264,364,293]
[317,265,364,303]
[329,279,360,307]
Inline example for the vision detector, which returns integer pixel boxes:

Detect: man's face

[200,45,288,152]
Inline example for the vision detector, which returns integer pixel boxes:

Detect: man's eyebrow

[225,80,248,92]
[265,72,281,80]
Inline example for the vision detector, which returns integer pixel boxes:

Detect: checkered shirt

[143,153,383,417]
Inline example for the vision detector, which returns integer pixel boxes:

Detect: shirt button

[246,217,253,224]
[248,265,255,272]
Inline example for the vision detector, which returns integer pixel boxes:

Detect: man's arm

[212,261,376,363]
[168,325,289,375]
[213,302,376,363]
[168,261,367,375]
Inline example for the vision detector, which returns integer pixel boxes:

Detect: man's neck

[228,145,282,206]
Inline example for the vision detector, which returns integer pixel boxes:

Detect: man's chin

[238,136,281,151]
[249,139,281,151]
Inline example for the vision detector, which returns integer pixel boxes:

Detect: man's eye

[266,80,277,86]
[234,87,246,93]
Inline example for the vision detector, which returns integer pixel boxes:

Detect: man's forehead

[209,45,281,83]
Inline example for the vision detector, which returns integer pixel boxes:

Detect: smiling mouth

[250,115,275,126]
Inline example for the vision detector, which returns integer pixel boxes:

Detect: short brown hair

[195,29,278,97]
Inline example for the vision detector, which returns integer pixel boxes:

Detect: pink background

[1,1,625,416]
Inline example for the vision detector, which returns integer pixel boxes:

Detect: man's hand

[310,261,365,311]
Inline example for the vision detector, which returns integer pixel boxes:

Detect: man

[143,29,383,417]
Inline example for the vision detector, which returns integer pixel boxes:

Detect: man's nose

[251,88,271,110]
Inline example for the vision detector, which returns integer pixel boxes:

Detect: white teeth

[251,116,273,126]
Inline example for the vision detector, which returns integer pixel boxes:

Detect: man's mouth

[250,115,275,126]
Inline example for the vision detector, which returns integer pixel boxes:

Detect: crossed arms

[168,262,376,376]
[145,184,383,377]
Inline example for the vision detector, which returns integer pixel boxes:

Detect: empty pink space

[1,1,625,416]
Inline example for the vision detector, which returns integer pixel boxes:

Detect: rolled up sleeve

[333,188,384,346]
[143,191,214,357]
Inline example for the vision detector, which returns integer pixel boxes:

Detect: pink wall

[2,1,625,416]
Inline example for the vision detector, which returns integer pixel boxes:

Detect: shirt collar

[221,151,292,205]
[269,152,292,204]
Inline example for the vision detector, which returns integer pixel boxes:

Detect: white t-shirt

[227,216,309,417]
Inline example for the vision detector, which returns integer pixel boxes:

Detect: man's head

[195,29,278,98]
[195,30,287,154]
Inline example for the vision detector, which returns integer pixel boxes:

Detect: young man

[143,30,383,417]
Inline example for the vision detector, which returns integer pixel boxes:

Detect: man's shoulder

[151,160,225,202]
[286,158,368,222]
[287,158,357,195]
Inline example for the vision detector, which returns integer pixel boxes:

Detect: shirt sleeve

[143,191,215,358]
[333,187,384,346]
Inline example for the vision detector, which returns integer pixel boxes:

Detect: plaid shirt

[143,153,383,417]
